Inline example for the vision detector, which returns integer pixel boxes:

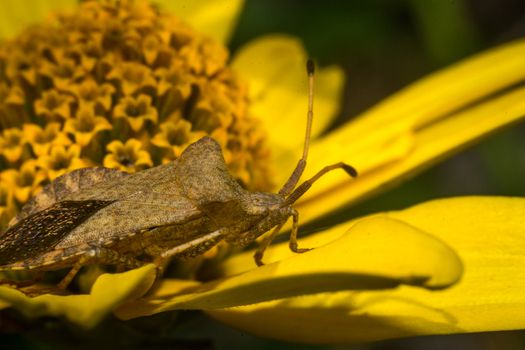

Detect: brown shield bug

[0,60,357,290]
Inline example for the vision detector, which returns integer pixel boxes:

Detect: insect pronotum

[0,60,357,290]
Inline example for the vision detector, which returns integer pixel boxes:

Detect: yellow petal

[293,40,525,223]
[103,154,123,170]
[208,196,525,344]
[157,0,244,44]
[231,34,345,175]
[114,216,461,320]
[135,151,154,168]
[0,265,156,328]
[126,117,146,133]
[106,140,123,155]
[0,0,76,39]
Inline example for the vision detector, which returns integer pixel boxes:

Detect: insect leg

[288,209,311,253]
[152,257,171,279]
[0,271,44,288]
[57,258,86,289]
[57,247,143,289]
[254,221,286,267]
[158,228,227,260]
[153,228,228,277]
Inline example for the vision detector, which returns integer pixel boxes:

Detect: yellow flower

[107,62,157,96]
[155,60,195,98]
[0,160,46,203]
[37,144,90,180]
[112,94,158,133]
[0,81,27,129]
[0,127,26,163]
[151,119,206,160]
[33,89,74,122]
[103,139,153,172]
[38,50,87,90]
[0,0,525,346]
[67,79,115,112]
[23,123,71,157]
[63,105,112,147]
[4,50,38,86]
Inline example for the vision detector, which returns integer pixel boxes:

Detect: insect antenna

[278,59,316,197]
[283,162,357,205]
[279,61,358,206]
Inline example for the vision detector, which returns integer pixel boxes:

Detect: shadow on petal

[207,297,464,344]
[114,216,462,320]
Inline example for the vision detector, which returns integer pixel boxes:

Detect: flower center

[53,59,76,79]
[35,129,55,143]
[0,0,275,224]
[5,133,21,147]
[122,65,148,85]
[50,152,72,170]
[117,150,136,166]
[42,93,61,109]
[18,169,34,187]
[78,118,95,132]
[125,104,141,117]
[118,156,134,166]
[166,127,188,146]
[76,111,95,132]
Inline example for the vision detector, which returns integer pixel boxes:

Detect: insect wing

[12,167,129,225]
[0,200,114,265]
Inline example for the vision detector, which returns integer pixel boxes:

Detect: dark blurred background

[4,0,525,349]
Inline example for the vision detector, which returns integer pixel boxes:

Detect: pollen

[0,0,273,228]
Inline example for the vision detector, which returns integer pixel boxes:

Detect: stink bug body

[0,60,357,290]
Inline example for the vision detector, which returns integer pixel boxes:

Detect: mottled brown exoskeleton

[0,60,357,290]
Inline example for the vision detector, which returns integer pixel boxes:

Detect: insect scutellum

[250,59,357,266]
